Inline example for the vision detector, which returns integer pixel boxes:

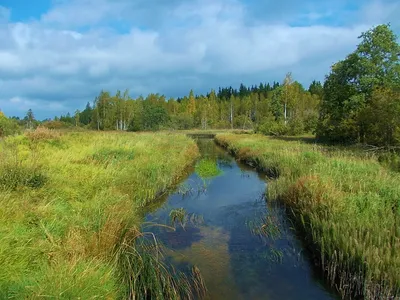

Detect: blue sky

[0,0,399,119]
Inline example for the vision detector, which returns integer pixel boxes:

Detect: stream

[143,137,338,300]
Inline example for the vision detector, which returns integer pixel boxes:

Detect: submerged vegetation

[216,133,400,299]
[0,128,202,298]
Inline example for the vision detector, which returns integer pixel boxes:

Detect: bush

[256,118,287,136]
[167,114,194,130]
[0,113,20,137]
[42,120,72,130]
[25,127,61,141]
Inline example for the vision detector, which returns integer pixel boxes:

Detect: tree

[80,102,93,125]
[187,90,196,116]
[308,80,323,98]
[74,110,80,126]
[318,24,400,144]
[282,72,293,125]
[359,88,400,146]
[0,111,20,136]
[26,109,35,129]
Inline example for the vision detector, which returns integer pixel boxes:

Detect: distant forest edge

[2,24,399,147]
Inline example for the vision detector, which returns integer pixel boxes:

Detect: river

[143,137,338,300]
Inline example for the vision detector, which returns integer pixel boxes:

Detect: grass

[195,159,222,179]
[0,128,200,298]
[215,133,400,299]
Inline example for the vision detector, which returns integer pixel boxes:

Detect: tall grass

[0,129,200,298]
[216,133,400,299]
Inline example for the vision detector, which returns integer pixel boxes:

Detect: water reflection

[143,138,337,300]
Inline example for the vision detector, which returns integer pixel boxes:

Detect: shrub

[25,127,61,141]
[0,113,20,137]
[256,118,288,136]
[41,120,72,130]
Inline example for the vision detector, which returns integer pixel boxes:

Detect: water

[144,138,338,300]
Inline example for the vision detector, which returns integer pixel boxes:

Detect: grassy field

[215,134,400,299]
[0,128,200,299]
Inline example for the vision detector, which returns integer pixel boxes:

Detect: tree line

[51,76,320,135]
[1,24,399,147]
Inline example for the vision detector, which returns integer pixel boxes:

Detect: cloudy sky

[0,0,399,119]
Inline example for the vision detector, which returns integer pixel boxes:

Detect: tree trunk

[284,103,287,125]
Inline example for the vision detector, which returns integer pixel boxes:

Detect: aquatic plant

[249,214,282,241]
[195,158,222,179]
[169,208,205,229]
[170,208,187,228]
[115,226,206,300]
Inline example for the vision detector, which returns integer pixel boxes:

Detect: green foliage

[195,158,222,179]
[169,208,187,227]
[318,24,400,145]
[55,76,321,135]
[141,101,169,131]
[0,113,20,137]
[359,88,400,146]
[89,148,135,165]
[378,152,400,172]
[168,114,194,130]
[41,120,73,129]
[256,116,287,136]
[0,164,46,191]
[116,231,206,300]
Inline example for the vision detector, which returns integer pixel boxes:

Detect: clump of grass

[170,208,187,228]
[115,227,206,300]
[249,214,282,240]
[378,151,400,172]
[88,148,135,166]
[216,133,400,299]
[0,164,47,190]
[169,208,204,230]
[195,158,222,179]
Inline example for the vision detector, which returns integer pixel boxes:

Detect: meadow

[0,128,200,299]
[215,133,400,299]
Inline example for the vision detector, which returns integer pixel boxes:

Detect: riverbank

[0,129,199,298]
[215,133,400,299]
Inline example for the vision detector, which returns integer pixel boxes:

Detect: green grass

[195,159,222,179]
[0,129,200,298]
[216,133,400,299]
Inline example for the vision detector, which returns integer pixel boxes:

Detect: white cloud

[0,0,398,119]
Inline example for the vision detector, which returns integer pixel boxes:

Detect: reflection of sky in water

[144,139,338,300]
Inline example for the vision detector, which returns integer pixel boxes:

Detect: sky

[0,0,399,119]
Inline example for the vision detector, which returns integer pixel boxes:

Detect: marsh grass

[216,133,400,299]
[115,227,206,300]
[0,130,200,298]
[170,208,187,228]
[169,208,205,230]
[195,158,222,179]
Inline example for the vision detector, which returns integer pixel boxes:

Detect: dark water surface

[144,138,337,300]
